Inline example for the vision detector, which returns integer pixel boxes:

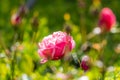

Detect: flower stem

[32,31,37,44]
[11,50,17,80]
[11,32,18,80]
[99,35,107,80]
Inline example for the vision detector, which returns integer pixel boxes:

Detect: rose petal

[52,42,66,60]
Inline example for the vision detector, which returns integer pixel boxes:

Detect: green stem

[11,50,17,80]
[11,32,18,80]
[101,66,105,80]
[32,31,37,44]
[78,0,87,43]
[99,34,107,80]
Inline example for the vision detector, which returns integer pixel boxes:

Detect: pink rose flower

[98,7,116,31]
[38,31,75,63]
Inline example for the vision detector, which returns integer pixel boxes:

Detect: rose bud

[18,5,28,17]
[11,13,21,26]
[38,31,75,63]
[31,16,39,31]
[80,55,91,71]
[98,7,116,32]
[63,24,72,34]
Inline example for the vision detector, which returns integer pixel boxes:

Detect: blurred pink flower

[81,55,91,71]
[11,13,21,26]
[98,7,116,31]
[38,31,75,63]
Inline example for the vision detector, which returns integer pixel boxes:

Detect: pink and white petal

[38,49,46,58]
[38,43,46,49]
[71,39,75,49]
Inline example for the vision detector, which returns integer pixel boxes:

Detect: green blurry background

[0,0,120,80]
